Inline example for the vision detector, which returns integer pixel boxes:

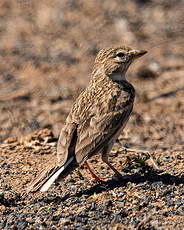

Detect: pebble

[162,156,173,162]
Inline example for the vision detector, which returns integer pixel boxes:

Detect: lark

[27,46,147,192]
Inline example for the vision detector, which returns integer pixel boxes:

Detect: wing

[57,114,78,166]
[75,103,133,164]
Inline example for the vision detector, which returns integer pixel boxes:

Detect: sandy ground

[0,0,184,229]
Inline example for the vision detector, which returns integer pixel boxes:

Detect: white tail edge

[40,157,74,192]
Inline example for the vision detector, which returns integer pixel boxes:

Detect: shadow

[47,171,184,204]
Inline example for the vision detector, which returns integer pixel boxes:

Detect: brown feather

[57,121,78,166]
[27,46,147,192]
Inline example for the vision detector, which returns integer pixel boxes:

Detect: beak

[129,49,148,60]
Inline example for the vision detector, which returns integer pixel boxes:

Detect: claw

[90,175,107,183]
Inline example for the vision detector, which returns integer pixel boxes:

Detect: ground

[0,0,184,229]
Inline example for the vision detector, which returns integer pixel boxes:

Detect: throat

[110,74,127,81]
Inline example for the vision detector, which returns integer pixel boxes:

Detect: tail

[27,157,74,193]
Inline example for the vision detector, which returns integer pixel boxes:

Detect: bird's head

[93,46,147,81]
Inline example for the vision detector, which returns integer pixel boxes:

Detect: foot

[85,161,107,182]
[90,175,107,182]
[104,161,123,180]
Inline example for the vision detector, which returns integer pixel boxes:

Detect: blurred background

[0,0,183,151]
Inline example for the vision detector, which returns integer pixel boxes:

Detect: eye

[116,52,125,58]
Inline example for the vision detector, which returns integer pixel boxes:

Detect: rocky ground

[0,0,184,229]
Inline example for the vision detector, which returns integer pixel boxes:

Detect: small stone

[4,137,17,144]
[163,156,173,162]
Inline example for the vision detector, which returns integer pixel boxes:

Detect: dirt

[0,0,184,229]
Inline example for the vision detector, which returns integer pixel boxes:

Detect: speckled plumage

[27,46,147,192]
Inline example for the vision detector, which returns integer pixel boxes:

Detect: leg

[102,144,123,180]
[85,161,106,182]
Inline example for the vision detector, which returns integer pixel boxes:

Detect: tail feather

[27,157,74,193]
[40,157,73,192]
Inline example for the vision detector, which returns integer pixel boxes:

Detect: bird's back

[57,76,135,166]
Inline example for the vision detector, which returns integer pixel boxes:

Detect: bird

[27,46,147,192]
